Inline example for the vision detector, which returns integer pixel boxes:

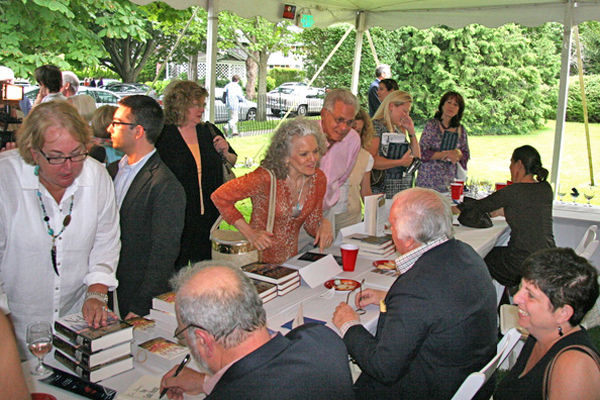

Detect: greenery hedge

[547,75,600,123]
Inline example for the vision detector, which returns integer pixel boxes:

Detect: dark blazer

[344,239,498,400]
[208,324,355,399]
[368,79,381,117]
[155,123,236,267]
[108,152,185,317]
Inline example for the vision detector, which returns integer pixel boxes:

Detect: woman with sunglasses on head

[0,101,120,359]
[370,90,421,199]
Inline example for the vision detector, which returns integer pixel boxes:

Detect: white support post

[205,0,219,122]
[551,1,574,192]
[350,12,366,95]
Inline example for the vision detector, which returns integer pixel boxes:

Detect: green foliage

[268,68,306,87]
[265,76,276,92]
[547,75,600,123]
[579,21,600,75]
[144,80,171,96]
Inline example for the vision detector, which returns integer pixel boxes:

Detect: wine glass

[557,184,567,203]
[584,186,596,207]
[571,187,580,205]
[356,279,366,315]
[27,321,53,375]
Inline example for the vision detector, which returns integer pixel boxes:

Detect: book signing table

[23,218,510,399]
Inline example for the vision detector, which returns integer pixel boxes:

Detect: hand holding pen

[159,354,194,399]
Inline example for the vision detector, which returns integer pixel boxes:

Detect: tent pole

[350,11,366,95]
[551,1,574,193]
[365,30,379,66]
[205,0,219,123]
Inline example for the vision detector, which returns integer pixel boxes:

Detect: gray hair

[376,64,391,78]
[171,261,267,349]
[261,117,327,180]
[322,88,360,116]
[390,188,453,245]
[62,71,80,94]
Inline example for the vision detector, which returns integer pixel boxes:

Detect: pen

[159,354,191,399]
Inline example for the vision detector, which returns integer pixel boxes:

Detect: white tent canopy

[131,0,600,189]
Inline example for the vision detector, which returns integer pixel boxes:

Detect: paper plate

[324,279,361,291]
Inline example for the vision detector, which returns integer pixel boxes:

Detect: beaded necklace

[36,190,75,276]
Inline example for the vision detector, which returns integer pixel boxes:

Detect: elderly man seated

[333,188,497,399]
[161,261,355,399]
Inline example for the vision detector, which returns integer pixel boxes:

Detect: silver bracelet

[85,291,108,304]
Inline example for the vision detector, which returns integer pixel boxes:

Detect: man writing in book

[107,95,185,319]
[160,261,355,399]
[332,188,497,399]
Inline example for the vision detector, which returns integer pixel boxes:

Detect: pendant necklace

[36,190,75,276]
[441,120,452,130]
[291,176,307,218]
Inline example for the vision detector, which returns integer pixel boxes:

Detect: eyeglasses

[324,109,354,127]
[110,121,138,128]
[38,149,88,165]
[173,322,241,341]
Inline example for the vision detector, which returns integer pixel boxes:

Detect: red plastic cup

[32,394,57,400]
[507,180,513,185]
[454,179,465,186]
[340,244,359,272]
[450,182,464,200]
[495,182,508,191]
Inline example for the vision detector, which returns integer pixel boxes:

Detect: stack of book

[342,233,396,258]
[148,292,178,339]
[252,279,278,303]
[242,262,301,297]
[53,313,134,383]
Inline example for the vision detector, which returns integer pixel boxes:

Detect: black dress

[156,122,236,268]
[495,328,600,400]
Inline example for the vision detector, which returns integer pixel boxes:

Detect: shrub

[268,68,305,87]
[547,75,600,123]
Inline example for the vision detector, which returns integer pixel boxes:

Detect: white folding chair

[575,225,598,256]
[580,240,599,261]
[450,328,522,400]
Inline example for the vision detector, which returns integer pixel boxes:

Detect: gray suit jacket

[108,152,186,317]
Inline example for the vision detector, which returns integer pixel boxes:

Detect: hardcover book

[277,276,300,291]
[148,309,177,327]
[343,233,394,249]
[241,262,299,285]
[41,366,117,399]
[53,333,132,368]
[252,279,277,299]
[151,292,176,315]
[54,313,134,353]
[54,350,133,383]
[137,337,188,366]
[278,280,301,296]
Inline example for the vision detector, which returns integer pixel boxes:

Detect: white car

[212,87,257,123]
[24,86,121,108]
[267,85,325,116]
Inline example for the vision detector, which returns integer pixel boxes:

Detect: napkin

[292,303,304,329]
[320,287,336,299]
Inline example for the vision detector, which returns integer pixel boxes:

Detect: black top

[155,122,236,267]
[368,79,380,117]
[495,328,600,400]
[458,182,555,254]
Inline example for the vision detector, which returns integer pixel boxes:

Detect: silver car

[267,85,325,117]
[24,86,121,108]
[212,87,257,123]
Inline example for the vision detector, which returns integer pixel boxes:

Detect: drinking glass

[571,188,580,205]
[27,321,53,375]
[557,184,567,203]
[584,186,595,207]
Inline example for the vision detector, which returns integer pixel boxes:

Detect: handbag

[542,344,600,399]
[206,122,236,183]
[458,196,493,228]
[210,169,276,265]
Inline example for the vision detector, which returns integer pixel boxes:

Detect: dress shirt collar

[395,236,450,275]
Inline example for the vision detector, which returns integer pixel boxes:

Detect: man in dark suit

[333,187,497,399]
[107,95,185,319]
[368,64,391,117]
[160,262,355,399]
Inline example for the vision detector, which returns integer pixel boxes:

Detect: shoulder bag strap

[265,169,277,233]
[542,344,600,399]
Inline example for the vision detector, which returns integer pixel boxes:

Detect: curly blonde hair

[261,117,327,180]
[372,90,412,133]
[353,108,375,151]
[163,80,208,126]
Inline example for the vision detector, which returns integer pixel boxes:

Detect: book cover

[54,313,134,353]
[152,292,176,315]
[364,194,386,236]
[53,333,132,368]
[252,279,277,298]
[54,350,133,383]
[241,262,299,285]
[41,366,117,399]
[278,280,301,296]
[343,233,393,249]
[138,337,187,362]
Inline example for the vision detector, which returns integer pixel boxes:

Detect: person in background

[107,95,185,319]
[370,90,421,199]
[495,248,600,400]
[454,145,555,289]
[160,261,355,399]
[33,65,66,106]
[61,71,97,123]
[91,105,123,164]
[377,78,399,103]
[333,188,497,399]
[368,64,391,117]
[224,75,246,137]
[334,108,374,233]
[416,91,470,192]
[0,101,120,358]
[212,118,332,264]
[0,65,32,117]
[156,80,236,267]
[0,313,29,399]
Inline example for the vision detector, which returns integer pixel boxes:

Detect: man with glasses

[160,261,355,399]
[107,95,185,319]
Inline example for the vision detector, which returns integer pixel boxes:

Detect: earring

[558,325,564,337]
[34,165,40,176]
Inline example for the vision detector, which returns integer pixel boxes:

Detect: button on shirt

[113,149,156,208]
[0,151,120,358]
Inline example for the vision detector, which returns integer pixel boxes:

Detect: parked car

[100,82,158,99]
[267,85,325,116]
[211,87,257,123]
[24,86,120,108]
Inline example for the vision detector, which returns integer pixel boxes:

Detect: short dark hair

[232,75,240,82]
[522,248,599,326]
[379,78,399,92]
[118,95,164,144]
[34,65,62,93]
[512,145,549,182]
[434,91,465,128]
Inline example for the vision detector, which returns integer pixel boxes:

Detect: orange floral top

[211,167,327,264]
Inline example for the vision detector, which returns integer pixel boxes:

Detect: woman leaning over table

[211,117,333,264]
[370,90,421,199]
[416,91,469,192]
[454,145,555,288]
[0,101,120,359]
[156,80,237,267]
[495,248,600,400]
